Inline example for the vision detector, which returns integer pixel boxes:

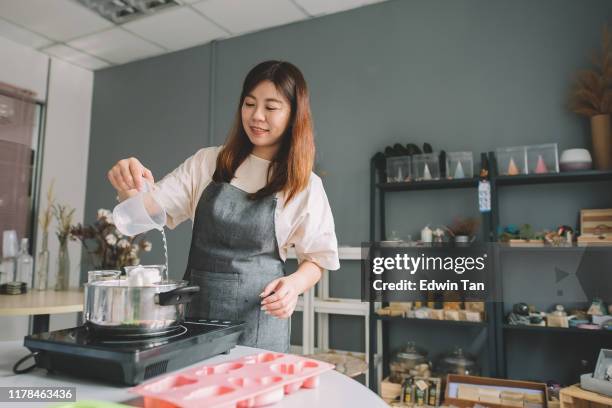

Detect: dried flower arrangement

[70,209,152,270]
[446,217,480,237]
[568,26,612,117]
[53,203,75,247]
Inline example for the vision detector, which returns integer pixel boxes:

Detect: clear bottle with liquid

[16,238,33,287]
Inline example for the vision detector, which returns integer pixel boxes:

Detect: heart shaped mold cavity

[184,385,235,400]
[195,362,244,376]
[142,396,180,408]
[284,380,303,394]
[255,352,285,363]
[228,377,256,388]
[302,375,320,388]
[259,376,283,385]
[144,375,197,393]
[270,360,319,375]
[229,376,283,388]
[253,387,284,407]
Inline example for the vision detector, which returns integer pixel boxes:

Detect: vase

[591,114,612,170]
[35,250,49,290]
[55,240,70,291]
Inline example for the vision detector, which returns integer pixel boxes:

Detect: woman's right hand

[107,157,155,201]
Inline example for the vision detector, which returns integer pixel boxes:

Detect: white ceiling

[0,0,387,71]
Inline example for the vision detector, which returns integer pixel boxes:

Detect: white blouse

[154,146,340,271]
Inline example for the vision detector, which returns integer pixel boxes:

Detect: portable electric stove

[19,318,245,385]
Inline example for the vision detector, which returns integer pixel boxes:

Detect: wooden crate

[381,377,403,403]
[560,385,612,408]
[445,374,548,408]
[580,209,612,236]
[579,209,612,245]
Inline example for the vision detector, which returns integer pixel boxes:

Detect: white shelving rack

[287,246,376,386]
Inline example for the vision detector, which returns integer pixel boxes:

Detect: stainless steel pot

[84,278,199,336]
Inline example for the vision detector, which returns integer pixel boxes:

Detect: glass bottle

[55,238,70,291]
[16,238,33,287]
[36,231,50,290]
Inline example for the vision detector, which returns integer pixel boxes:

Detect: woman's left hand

[260,276,299,319]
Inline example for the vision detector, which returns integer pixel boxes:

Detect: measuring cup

[112,180,166,236]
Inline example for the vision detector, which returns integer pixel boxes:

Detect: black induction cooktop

[22,318,245,385]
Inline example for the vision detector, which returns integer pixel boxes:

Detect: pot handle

[156,285,200,306]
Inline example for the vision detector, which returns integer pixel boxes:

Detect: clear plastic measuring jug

[112,180,166,236]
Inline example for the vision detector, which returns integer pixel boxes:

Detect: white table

[0,341,387,407]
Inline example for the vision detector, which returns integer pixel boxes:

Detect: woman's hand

[260,276,299,319]
[259,261,323,319]
[108,157,155,201]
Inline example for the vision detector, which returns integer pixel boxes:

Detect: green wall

[86,0,612,372]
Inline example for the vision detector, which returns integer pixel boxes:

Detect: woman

[108,60,340,352]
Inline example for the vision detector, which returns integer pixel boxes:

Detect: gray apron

[184,181,290,352]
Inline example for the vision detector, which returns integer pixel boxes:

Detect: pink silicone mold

[130,352,335,408]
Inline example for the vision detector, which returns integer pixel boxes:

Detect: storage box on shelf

[577,209,612,246]
[387,156,412,182]
[526,143,559,174]
[413,153,441,180]
[446,151,474,179]
[496,146,528,176]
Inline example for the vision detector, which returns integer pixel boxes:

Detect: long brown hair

[213,61,315,204]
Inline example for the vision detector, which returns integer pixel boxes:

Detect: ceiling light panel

[76,0,182,24]
[192,0,307,35]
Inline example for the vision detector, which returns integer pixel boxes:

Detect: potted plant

[498,224,546,246]
[569,26,612,170]
[446,217,480,245]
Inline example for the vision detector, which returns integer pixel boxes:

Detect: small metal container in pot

[84,278,199,336]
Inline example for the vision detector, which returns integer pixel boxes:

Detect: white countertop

[0,341,386,407]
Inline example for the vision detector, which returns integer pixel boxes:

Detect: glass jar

[436,347,480,376]
[389,342,428,382]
